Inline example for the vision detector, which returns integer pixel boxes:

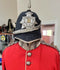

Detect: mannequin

[2,0,59,70]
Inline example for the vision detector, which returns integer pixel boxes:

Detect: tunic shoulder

[40,42,59,53]
[2,43,18,54]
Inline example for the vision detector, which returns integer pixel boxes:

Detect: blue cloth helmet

[13,10,41,42]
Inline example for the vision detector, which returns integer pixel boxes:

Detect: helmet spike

[28,0,31,10]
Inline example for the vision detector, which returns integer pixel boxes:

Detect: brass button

[27,52,32,56]
[26,61,31,65]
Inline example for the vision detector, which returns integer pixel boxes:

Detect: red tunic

[59,55,60,70]
[2,43,59,70]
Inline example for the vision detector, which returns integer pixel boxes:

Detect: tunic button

[27,52,32,56]
[26,61,31,65]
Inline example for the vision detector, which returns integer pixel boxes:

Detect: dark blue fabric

[14,29,41,41]
[15,10,41,30]
[14,10,41,42]
[0,58,2,63]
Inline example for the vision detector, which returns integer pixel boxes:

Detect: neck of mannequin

[19,39,41,51]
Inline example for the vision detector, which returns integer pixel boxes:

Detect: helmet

[13,10,41,43]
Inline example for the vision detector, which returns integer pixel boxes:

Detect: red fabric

[2,43,59,70]
[59,55,60,70]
